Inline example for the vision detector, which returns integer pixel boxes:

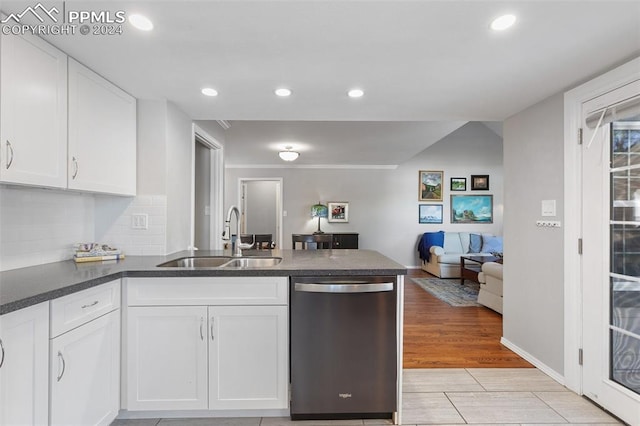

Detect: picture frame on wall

[471,175,490,190]
[327,202,349,222]
[419,204,443,224]
[451,194,493,223]
[419,170,443,201]
[450,177,466,191]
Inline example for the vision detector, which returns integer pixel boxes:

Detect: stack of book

[73,243,125,263]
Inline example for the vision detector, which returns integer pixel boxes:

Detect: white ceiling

[3,0,639,165]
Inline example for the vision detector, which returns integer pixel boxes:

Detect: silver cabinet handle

[295,282,394,293]
[200,317,204,341]
[6,141,13,169]
[210,317,214,341]
[0,338,5,369]
[57,351,66,382]
[81,300,99,309]
[72,156,78,179]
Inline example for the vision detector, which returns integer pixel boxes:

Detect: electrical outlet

[536,220,561,228]
[131,213,149,230]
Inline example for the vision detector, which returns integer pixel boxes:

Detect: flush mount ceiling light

[490,14,516,31]
[128,14,154,31]
[201,87,218,97]
[348,88,364,98]
[275,88,292,97]
[278,146,300,161]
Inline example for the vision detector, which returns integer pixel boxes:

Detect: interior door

[581,81,640,425]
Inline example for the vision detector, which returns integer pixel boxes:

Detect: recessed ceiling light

[275,88,292,97]
[490,14,516,31]
[201,88,218,97]
[128,14,153,31]
[348,89,364,98]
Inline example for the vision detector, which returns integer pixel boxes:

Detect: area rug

[410,277,481,307]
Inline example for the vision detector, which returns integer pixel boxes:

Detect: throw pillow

[481,236,503,253]
[469,233,482,253]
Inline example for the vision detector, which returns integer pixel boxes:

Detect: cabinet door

[0,32,67,188]
[50,310,120,426]
[68,58,136,195]
[127,306,208,411]
[209,305,288,410]
[0,303,49,426]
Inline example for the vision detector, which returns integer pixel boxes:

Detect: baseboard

[500,337,565,386]
[405,265,421,269]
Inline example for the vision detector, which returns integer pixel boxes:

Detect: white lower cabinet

[127,306,209,411]
[125,277,289,413]
[209,305,288,410]
[49,310,120,426]
[49,280,121,426]
[0,302,49,426]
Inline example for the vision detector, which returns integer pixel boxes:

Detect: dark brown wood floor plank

[403,269,532,368]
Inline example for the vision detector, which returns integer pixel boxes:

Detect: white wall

[503,93,565,375]
[225,122,503,266]
[165,101,194,253]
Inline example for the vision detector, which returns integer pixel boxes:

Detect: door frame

[563,57,640,394]
[191,124,224,250]
[237,177,283,249]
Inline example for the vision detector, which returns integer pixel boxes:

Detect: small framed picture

[419,170,443,201]
[471,175,490,190]
[450,177,466,191]
[419,204,443,224]
[328,202,349,222]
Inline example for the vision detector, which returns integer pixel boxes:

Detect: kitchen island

[0,249,406,425]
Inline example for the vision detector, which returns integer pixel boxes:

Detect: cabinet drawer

[126,277,288,306]
[50,280,120,337]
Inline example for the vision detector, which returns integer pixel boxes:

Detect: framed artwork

[450,177,467,191]
[471,175,490,190]
[327,201,349,222]
[419,204,443,224]
[419,170,443,201]
[451,194,493,224]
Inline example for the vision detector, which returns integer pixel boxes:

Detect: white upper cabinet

[68,58,136,196]
[0,32,68,188]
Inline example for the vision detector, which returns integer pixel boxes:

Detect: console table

[292,233,359,249]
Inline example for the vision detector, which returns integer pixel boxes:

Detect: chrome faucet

[222,206,254,257]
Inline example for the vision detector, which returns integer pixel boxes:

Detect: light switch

[131,213,148,230]
[541,200,556,217]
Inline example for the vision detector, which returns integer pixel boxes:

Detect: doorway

[192,124,223,250]
[238,178,283,249]
[580,80,640,424]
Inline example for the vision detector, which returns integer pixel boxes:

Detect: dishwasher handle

[295,282,393,293]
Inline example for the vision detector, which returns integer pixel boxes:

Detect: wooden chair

[292,234,332,250]
[240,234,274,249]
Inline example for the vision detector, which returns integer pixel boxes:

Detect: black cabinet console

[292,233,359,249]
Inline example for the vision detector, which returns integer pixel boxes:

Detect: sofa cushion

[469,233,482,253]
[481,236,503,253]
[443,232,464,253]
[437,254,467,264]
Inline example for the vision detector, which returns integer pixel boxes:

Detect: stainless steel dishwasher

[290,275,397,420]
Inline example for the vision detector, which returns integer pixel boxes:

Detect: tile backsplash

[0,186,95,271]
[95,194,167,256]
[0,187,168,271]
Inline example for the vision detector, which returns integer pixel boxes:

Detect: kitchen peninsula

[0,249,406,425]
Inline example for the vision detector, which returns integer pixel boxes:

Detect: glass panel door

[610,120,640,393]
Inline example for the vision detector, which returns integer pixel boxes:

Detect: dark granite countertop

[0,249,407,315]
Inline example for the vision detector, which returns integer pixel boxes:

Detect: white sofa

[421,231,497,278]
[477,262,503,314]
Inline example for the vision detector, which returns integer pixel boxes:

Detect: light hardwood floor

[403,269,532,369]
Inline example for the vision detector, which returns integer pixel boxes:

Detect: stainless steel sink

[157,256,282,268]
[221,257,282,268]
[157,256,232,268]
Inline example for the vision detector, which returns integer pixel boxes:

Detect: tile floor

[111,368,624,426]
